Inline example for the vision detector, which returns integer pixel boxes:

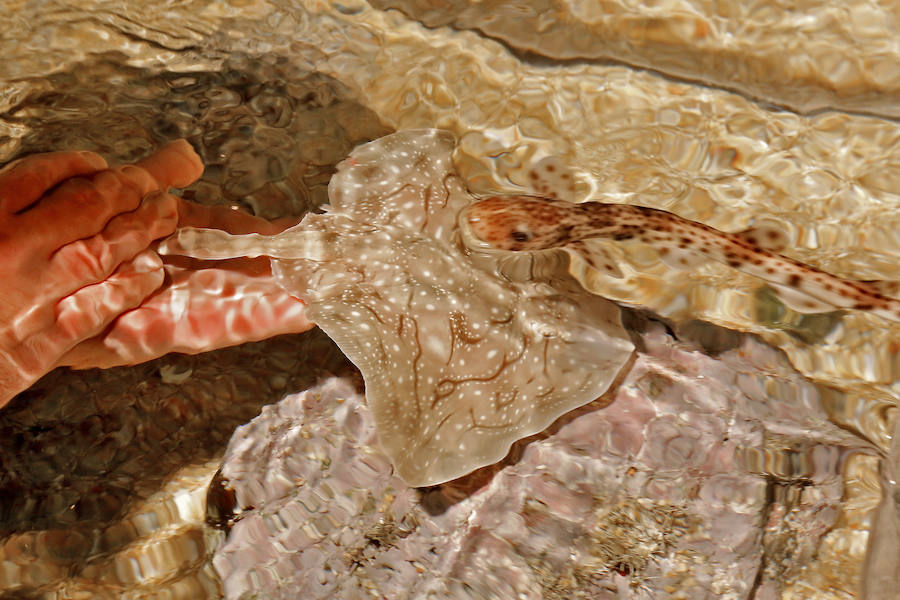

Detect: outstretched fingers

[19,164,163,248]
[53,250,166,345]
[0,150,108,214]
[5,251,165,381]
[42,190,179,297]
[15,140,203,247]
[59,265,314,369]
[0,141,206,408]
[174,196,300,235]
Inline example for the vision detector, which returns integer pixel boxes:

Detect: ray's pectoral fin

[768,282,837,314]
[565,240,624,278]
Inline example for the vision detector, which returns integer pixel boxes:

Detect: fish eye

[511,230,532,243]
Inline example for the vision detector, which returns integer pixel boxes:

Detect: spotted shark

[460,158,900,323]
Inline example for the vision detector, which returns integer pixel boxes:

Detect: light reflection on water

[1,52,391,218]
[0,0,897,598]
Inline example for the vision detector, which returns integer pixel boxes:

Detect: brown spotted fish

[461,194,900,323]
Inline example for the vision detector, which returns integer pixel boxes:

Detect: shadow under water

[0,51,388,597]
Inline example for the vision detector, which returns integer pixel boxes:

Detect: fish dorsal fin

[734,220,789,252]
[565,240,624,278]
[528,156,578,200]
[769,282,836,314]
[658,245,708,270]
[860,279,900,299]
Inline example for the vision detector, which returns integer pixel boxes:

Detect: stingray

[161,130,634,486]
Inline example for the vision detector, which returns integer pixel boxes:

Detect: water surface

[0,1,897,598]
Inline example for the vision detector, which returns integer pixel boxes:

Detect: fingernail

[79,151,107,169]
[118,164,147,178]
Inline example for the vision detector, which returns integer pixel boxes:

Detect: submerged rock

[211,318,864,599]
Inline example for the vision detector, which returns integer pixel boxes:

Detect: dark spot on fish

[554,225,575,244]
[727,260,741,267]
[589,217,614,229]
[787,274,801,287]
[855,303,874,310]
[545,165,555,172]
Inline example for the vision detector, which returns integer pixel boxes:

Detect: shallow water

[0,0,898,598]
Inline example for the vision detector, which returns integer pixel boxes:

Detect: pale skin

[0,139,314,409]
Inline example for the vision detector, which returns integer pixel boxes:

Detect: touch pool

[0,1,898,598]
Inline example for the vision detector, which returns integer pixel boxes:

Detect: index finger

[131,139,204,190]
[175,197,300,235]
[0,151,108,214]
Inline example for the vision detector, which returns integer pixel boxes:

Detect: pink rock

[211,318,863,599]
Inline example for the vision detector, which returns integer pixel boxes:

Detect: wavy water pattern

[0,0,897,598]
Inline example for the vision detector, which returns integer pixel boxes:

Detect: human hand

[59,200,314,370]
[0,140,201,408]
